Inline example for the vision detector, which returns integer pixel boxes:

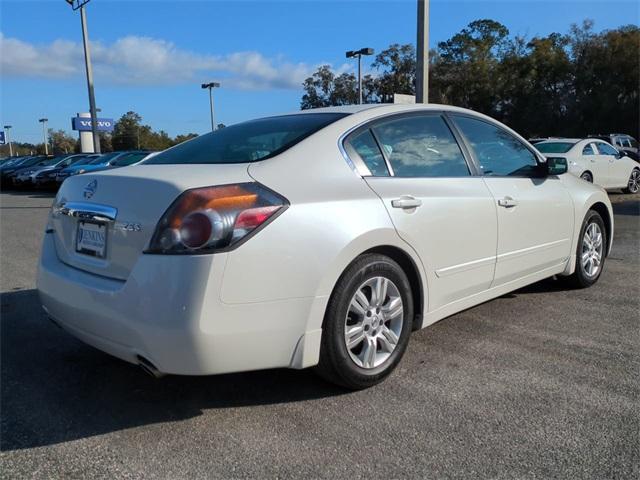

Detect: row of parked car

[0,150,156,189]
[529,134,640,193]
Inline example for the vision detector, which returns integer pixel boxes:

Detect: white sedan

[38,104,613,389]
[536,138,640,193]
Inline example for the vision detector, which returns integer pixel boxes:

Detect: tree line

[301,19,639,139]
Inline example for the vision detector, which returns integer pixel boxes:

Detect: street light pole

[201,82,220,132]
[416,0,430,103]
[39,118,49,155]
[3,125,12,156]
[79,5,100,153]
[346,48,374,105]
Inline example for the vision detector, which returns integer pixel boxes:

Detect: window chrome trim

[338,109,477,178]
[52,201,118,223]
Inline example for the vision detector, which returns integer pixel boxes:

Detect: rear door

[346,112,498,311]
[450,114,574,287]
[581,142,609,184]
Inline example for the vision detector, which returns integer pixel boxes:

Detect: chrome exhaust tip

[136,355,165,379]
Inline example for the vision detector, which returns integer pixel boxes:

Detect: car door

[344,112,498,311]
[450,114,574,287]
[596,141,627,188]
[580,142,606,182]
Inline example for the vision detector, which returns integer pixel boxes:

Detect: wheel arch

[320,244,426,332]
[589,201,612,255]
[361,245,425,331]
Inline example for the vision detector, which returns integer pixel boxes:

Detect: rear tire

[315,254,413,390]
[580,172,593,183]
[622,168,640,194]
[562,210,606,289]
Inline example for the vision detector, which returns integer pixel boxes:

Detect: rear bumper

[37,233,322,375]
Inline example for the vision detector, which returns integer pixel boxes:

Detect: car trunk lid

[50,164,252,280]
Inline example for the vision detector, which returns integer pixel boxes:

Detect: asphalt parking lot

[1,190,638,479]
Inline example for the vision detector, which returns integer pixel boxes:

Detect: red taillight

[146,183,287,254]
[235,206,280,230]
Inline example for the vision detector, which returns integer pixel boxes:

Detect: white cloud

[0,32,319,90]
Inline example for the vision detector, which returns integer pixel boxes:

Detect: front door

[450,114,574,287]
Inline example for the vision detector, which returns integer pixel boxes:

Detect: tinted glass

[148,113,348,165]
[595,142,619,156]
[371,115,469,177]
[630,138,638,148]
[112,152,148,166]
[582,144,596,155]
[346,130,389,176]
[453,115,538,176]
[536,142,576,153]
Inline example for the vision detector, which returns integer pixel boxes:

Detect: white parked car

[536,138,640,193]
[37,105,613,389]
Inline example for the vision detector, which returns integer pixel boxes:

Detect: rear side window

[582,144,596,155]
[453,115,538,176]
[370,115,469,177]
[346,129,389,176]
[595,142,619,156]
[147,113,348,165]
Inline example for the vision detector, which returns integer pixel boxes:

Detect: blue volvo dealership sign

[71,117,115,132]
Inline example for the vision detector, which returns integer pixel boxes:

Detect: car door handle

[497,196,518,208]
[391,196,422,209]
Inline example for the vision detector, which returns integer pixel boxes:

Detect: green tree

[434,19,510,115]
[371,43,417,102]
[48,129,77,154]
[112,111,143,150]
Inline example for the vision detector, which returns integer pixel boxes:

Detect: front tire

[563,210,606,288]
[315,254,414,389]
[623,168,640,194]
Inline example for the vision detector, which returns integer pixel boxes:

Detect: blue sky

[1,0,637,144]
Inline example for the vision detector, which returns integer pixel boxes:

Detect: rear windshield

[535,142,576,154]
[147,113,349,165]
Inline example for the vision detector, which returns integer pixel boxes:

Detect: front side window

[452,115,538,176]
[148,113,348,165]
[345,129,389,176]
[582,143,596,156]
[595,142,619,156]
[370,115,469,177]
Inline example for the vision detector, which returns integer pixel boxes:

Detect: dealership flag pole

[416,0,429,103]
[79,4,101,153]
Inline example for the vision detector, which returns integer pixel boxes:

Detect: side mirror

[546,157,568,175]
[618,150,627,158]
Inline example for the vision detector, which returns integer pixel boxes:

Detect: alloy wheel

[628,170,640,193]
[344,276,404,369]
[581,222,604,278]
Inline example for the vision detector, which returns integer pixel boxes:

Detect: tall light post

[416,0,430,103]
[3,125,12,156]
[39,118,49,155]
[65,0,101,153]
[201,82,221,132]
[346,48,374,105]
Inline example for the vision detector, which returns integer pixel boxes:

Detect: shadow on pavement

[0,289,346,452]
[612,200,639,217]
